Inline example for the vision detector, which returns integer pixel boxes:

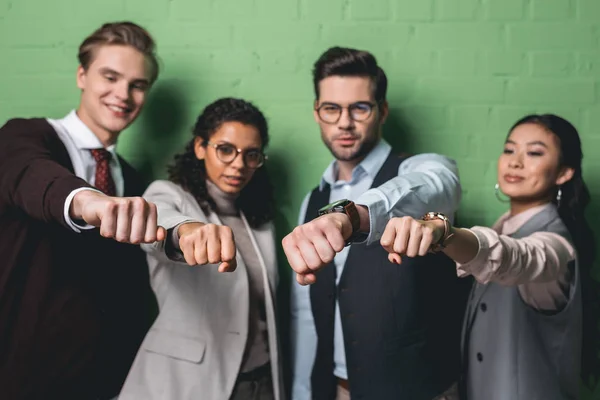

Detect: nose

[230,151,245,169]
[507,151,524,168]
[115,81,131,101]
[338,107,355,130]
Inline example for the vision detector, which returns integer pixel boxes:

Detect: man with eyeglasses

[283,47,468,400]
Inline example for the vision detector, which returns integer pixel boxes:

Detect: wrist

[421,212,454,252]
[70,189,103,220]
[177,222,204,237]
[356,205,370,233]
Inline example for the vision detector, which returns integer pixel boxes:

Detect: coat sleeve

[0,118,91,228]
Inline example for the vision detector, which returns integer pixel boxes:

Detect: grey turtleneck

[204,180,270,373]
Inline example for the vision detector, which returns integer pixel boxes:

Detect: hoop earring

[494,183,510,203]
[556,187,562,207]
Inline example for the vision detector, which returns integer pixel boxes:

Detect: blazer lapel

[240,214,277,294]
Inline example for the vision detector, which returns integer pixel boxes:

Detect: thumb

[218,259,237,273]
[388,253,402,265]
[156,226,167,242]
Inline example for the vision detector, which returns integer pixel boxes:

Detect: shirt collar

[60,110,117,153]
[493,203,555,236]
[319,139,392,190]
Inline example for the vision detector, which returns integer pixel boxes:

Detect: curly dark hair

[167,98,274,228]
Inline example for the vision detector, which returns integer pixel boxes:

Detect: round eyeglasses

[316,101,378,124]
[204,141,266,169]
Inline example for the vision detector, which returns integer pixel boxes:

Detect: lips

[504,174,524,183]
[223,175,245,186]
[106,104,132,118]
[335,136,358,146]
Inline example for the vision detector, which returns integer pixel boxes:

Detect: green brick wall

[1,0,599,396]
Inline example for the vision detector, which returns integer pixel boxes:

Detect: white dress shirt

[47,110,123,232]
[290,140,461,400]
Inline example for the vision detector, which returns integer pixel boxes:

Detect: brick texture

[0,3,599,391]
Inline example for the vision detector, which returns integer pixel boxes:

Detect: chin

[221,184,244,195]
[332,148,361,162]
[97,121,127,136]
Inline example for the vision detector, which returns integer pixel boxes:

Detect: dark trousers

[230,363,274,400]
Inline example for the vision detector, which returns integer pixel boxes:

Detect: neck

[206,179,239,216]
[76,108,119,148]
[336,157,365,182]
[509,197,552,217]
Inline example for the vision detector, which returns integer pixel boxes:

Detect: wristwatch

[421,212,455,252]
[318,199,361,245]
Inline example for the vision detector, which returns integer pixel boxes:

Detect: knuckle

[222,225,233,237]
[105,202,118,213]
[205,223,217,233]
[292,226,305,238]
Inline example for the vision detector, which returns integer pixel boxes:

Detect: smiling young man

[284,47,469,400]
[0,22,165,400]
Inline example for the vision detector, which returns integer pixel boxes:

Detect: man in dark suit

[0,22,166,400]
[284,47,469,400]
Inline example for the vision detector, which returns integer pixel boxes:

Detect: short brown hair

[78,21,159,83]
[312,47,387,103]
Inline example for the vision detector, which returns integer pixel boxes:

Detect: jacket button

[480,303,487,312]
[477,352,483,362]
[352,340,358,346]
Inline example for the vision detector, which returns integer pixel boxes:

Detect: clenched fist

[380,216,444,264]
[282,213,353,285]
[177,222,237,272]
[71,190,166,244]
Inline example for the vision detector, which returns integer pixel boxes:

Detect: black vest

[307,153,469,400]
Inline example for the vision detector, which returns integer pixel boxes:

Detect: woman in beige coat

[120,98,283,400]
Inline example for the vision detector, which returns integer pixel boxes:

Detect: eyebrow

[505,139,548,148]
[98,67,150,85]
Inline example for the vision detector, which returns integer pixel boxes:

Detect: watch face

[318,199,351,214]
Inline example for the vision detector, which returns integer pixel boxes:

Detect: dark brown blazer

[0,118,156,400]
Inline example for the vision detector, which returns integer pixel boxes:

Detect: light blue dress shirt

[290,140,461,400]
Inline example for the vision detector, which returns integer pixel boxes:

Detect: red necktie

[90,149,116,197]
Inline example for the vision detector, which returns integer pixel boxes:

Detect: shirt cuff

[455,227,497,283]
[165,220,198,261]
[355,190,388,245]
[63,187,103,233]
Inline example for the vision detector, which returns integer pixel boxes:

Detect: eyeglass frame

[314,100,382,124]
[203,140,267,169]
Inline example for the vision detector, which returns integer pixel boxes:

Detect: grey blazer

[119,180,284,400]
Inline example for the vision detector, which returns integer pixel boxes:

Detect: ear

[313,100,320,124]
[378,100,389,125]
[76,65,87,90]
[194,137,206,161]
[555,166,575,186]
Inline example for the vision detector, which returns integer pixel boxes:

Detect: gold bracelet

[421,212,454,252]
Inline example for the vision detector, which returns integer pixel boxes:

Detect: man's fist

[282,213,353,285]
[177,222,237,272]
[72,190,166,244]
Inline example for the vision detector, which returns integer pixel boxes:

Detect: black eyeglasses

[204,141,266,169]
[316,101,378,124]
